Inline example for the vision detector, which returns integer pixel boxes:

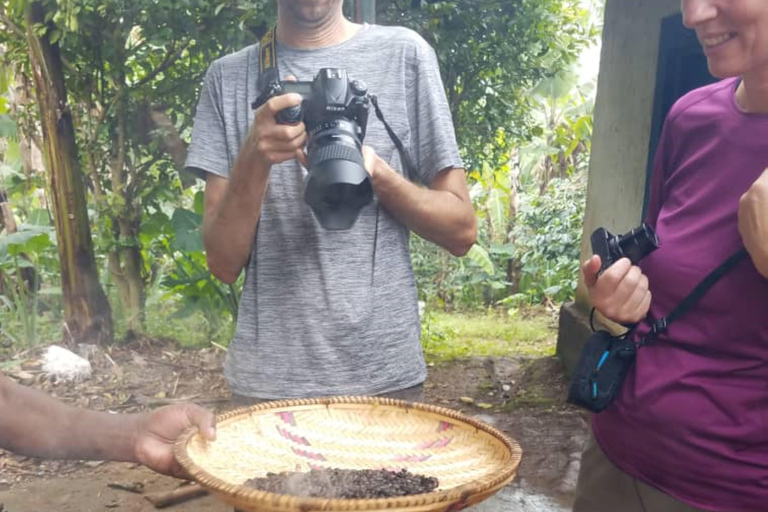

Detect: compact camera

[254,68,373,230]
[590,223,660,273]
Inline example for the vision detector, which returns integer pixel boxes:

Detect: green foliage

[412,64,594,310]
[379,0,598,171]
[0,0,272,332]
[158,205,242,341]
[0,222,59,346]
[0,0,604,348]
[504,173,586,305]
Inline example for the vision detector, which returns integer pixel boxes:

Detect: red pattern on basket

[277,411,296,426]
[445,493,471,512]
[416,437,453,450]
[276,425,310,446]
[393,454,431,463]
[445,501,468,512]
[292,447,326,461]
[437,421,454,432]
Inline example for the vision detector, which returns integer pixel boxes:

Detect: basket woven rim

[174,396,522,510]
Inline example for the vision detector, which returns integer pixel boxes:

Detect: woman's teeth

[703,33,735,48]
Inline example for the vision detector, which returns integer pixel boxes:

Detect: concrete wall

[558,0,681,372]
[575,0,681,307]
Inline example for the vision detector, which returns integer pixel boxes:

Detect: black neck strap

[370,95,416,180]
[639,247,748,346]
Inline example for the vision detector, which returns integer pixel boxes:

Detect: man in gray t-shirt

[185,0,476,401]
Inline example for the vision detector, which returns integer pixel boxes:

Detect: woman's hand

[738,169,768,278]
[582,256,652,324]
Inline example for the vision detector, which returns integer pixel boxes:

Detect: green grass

[141,302,234,349]
[0,291,558,361]
[421,309,557,363]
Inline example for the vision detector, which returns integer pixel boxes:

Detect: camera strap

[259,27,279,92]
[638,247,748,346]
[251,27,280,110]
[255,26,417,180]
[370,95,417,180]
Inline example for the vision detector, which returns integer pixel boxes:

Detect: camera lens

[322,183,357,208]
[304,118,373,230]
[618,223,660,265]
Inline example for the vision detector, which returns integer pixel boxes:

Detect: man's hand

[362,145,385,181]
[738,168,768,278]
[582,256,651,324]
[246,92,308,170]
[133,404,216,479]
[204,83,308,283]
[360,145,475,256]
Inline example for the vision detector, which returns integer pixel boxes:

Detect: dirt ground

[0,339,589,512]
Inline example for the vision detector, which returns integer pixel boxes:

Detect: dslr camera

[590,223,660,273]
[253,68,373,230]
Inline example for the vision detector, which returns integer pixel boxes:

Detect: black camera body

[254,68,373,230]
[590,223,660,273]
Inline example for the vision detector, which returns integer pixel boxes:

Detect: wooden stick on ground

[144,484,209,508]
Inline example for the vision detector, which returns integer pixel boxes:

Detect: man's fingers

[270,150,305,164]
[185,404,216,441]
[258,134,307,160]
[282,126,307,146]
[261,93,303,116]
[296,149,308,167]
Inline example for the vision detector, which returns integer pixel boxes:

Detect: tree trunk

[0,188,16,233]
[507,152,522,294]
[105,83,146,333]
[108,218,145,333]
[25,2,113,344]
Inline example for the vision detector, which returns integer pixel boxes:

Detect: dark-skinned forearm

[372,166,476,256]
[0,376,141,461]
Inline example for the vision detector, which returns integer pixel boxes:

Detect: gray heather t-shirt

[185,24,463,399]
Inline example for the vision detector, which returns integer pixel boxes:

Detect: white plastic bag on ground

[41,345,92,382]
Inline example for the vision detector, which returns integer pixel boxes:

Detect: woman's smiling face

[682,0,768,79]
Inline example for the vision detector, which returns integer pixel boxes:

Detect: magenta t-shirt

[592,78,768,512]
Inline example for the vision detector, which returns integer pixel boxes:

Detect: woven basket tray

[174,396,521,512]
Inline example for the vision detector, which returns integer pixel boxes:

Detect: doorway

[644,13,717,216]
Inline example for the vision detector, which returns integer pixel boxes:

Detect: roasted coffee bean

[244,468,439,499]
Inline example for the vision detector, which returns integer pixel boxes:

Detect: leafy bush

[0,222,60,346]
[504,173,586,306]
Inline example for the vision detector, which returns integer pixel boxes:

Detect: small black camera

[254,68,373,230]
[590,223,660,273]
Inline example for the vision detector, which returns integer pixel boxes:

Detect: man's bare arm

[202,93,307,283]
[0,374,215,477]
[364,147,476,256]
[0,373,138,461]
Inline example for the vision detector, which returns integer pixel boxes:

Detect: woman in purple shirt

[573,1,768,511]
